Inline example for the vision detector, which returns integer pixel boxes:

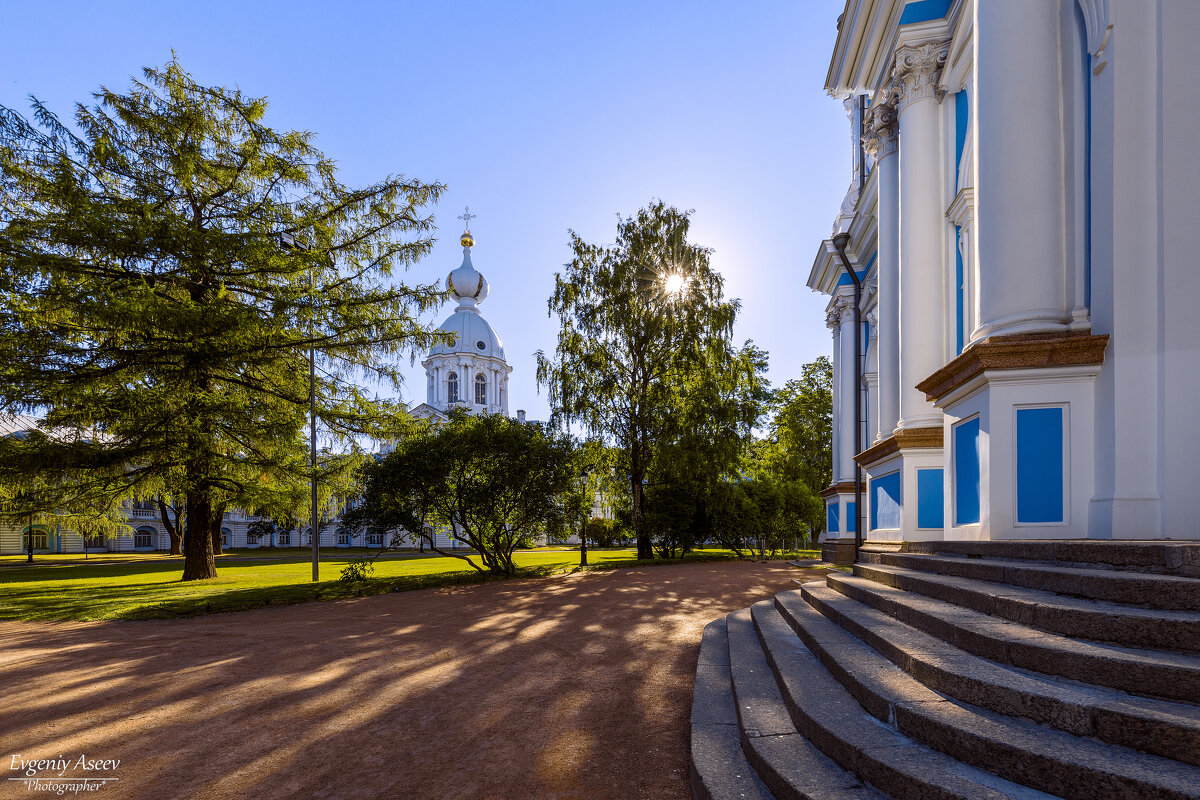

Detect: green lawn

[0,548,785,622]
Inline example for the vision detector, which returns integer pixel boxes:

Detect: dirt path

[0,561,812,800]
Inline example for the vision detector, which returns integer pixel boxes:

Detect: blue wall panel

[917,468,944,529]
[954,418,981,525]
[846,502,857,533]
[871,473,902,530]
[1017,407,1064,523]
[827,503,839,533]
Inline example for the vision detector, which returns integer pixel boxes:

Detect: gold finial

[458,206,477,247]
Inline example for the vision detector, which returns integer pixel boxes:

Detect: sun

[662,272,687,296]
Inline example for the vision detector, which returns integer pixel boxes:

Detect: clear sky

[2,0,851,423]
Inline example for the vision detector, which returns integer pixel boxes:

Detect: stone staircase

[690,542,1200,800]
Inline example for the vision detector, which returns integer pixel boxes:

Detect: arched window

[221,527,232,547]
[134,527,155,549]
[447,371,459,403]
[21,525,49,551]
[475,373,487,405]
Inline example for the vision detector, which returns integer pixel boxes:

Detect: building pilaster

[863,96,900,441]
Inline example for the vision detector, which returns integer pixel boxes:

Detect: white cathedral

[810,0,1199,563]
[408,213,514,423]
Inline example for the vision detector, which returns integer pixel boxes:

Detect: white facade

[810,0,1200,561]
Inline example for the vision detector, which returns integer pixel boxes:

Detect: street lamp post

[281,232,323,583]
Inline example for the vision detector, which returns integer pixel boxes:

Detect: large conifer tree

[0,59,446,579]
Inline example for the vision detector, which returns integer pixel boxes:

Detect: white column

[836,296,858,481]
[973,0,1068,338]
[865,99,900,440]
[895,41,949,430]
[864,308,879,445]
[827,308,842,483]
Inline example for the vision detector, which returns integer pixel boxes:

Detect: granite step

[853,561,1200,652]
[901,540,1200,579]
[725,608,888,800]
[859,550,1200,610]
[777,587,1200,800]
[785,583,1200,767]
[824,572,1200,703]
[690,617,776,800]
[750,600,1062,800]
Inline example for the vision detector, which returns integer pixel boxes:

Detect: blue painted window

[846,502,857,533]
[917,468,945,529]
[954,91,968,185]
[870,473,902,530]
[899,0,952,25]
[954,418,981,525]
[1016,407,1064,523]
[827,503,839,533]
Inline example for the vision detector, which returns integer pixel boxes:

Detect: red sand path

[0,561,809,800]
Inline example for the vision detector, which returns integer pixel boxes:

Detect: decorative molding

[893,41,950,111]
[946,186,975,226]
[862,98,899,161]
[855,426,944,467]
[1076,0,1111,55]
[916,332,1110,403]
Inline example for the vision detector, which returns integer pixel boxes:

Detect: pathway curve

[0,560,811,799]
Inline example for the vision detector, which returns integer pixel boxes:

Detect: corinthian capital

[892,41,950,111]
[862,99,898,161]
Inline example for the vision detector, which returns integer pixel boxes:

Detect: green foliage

[537,201,766,560]
[583,517,628,548]
[0,58,446,579]
[756,356,833,537]
[352,410,581,576]
[338,557,376,584]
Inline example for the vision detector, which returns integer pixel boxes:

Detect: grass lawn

[0,548,821,622]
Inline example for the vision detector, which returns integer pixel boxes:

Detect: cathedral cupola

[446,206,488,308]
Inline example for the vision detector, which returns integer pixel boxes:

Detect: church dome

[428,309,506,360]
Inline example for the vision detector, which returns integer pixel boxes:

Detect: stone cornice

[855,426,944,467]
[819,481,858,500]
[916,332,1111,403]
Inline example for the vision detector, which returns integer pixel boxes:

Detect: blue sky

[2,0,849,422]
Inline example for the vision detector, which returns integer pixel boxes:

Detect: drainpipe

[832,232,863,563]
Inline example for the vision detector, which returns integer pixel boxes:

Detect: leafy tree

[765,357,833,490]
[350,410,579,576]
[758,357,833,537]
[0,59,446,579]
[537,201,764,559]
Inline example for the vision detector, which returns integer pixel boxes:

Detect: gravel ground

[0,560,811,800]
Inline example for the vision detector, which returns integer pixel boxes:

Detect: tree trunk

[157,499,183,555]
[632,473,652,560]
[181,487,217,580]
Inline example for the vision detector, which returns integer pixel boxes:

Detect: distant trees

[537,201,766,560]
[0,59,445,579]
[349,410,580,576]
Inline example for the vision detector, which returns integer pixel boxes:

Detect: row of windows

[446,371,491,405]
